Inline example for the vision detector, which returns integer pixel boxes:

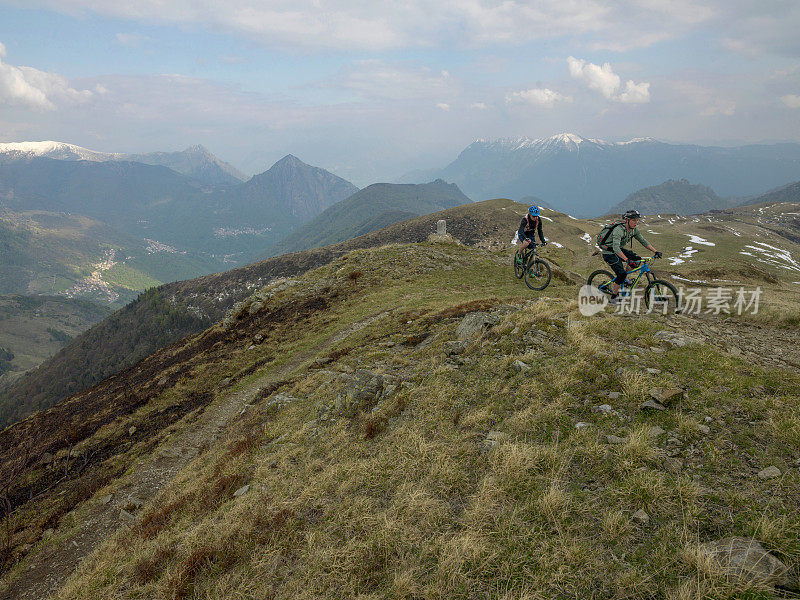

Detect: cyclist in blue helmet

[517,205,547,249]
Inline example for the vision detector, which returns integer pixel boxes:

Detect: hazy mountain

[608,179,733,215]
[738,180,800,207]
[231,154,359,223]
[0,141,246,186]
[126,144,247,186]
[417,133,800,216]
[0,154,359,260]
[264,179,470,256]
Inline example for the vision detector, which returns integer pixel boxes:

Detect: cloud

[0,45,93,110]
[567,56,650,103]
[20,0,719,52]
[336,60,459,100]
[669,80,735,116]
[436,102,450,111]
[781,94,800,109]
[506,87,572,107]
[470,102,488,109]
[115,32,152,47]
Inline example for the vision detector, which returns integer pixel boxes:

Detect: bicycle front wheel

[525,258,551,290]
[645,280,681,314]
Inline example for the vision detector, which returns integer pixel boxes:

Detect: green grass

[17,240,792,600]
[102,263,162,291]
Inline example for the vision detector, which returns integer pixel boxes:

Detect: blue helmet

[528,205,540,217]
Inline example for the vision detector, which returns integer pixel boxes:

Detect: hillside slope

[609,179,732,215]
[4,197,800,429]
[264,179,470,257]
[0,209,219,304]
[0,239,798,599]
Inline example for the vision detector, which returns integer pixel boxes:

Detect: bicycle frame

[597,257,656,295]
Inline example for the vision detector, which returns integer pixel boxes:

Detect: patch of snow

[673,275,709,283]
[667,246,698,265]
[568,215,578,220]
[744,242,800,272]
[540,215,553,222]
[581,233,592,244]
[686,234,715,246]
[646,230,662,234]
[550,241,563,248]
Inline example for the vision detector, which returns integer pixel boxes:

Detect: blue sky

[1,1,799,185]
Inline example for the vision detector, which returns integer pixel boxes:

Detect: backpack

[596,221,625,250]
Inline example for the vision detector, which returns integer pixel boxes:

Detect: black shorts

[603,249,641,284]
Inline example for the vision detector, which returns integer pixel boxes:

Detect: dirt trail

[0,311,386,600]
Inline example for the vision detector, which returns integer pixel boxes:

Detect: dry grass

[18,242,796,600]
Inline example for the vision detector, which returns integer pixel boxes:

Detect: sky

[1,1,799,186]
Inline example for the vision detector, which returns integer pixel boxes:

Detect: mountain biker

[598,209,662,304]
[517,205,547,250]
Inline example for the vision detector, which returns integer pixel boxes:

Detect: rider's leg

[604,254,627,295]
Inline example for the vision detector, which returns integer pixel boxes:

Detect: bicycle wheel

[587,269,615,294]
[644,280,681,314]
[525,258,551,290]
[513,250,525,279]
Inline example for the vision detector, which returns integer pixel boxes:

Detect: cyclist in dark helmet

[517,205,547,249]
[597,209,661,304]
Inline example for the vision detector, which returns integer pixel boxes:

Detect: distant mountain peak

[469,133,659,151]
[272,154,305,168]
[0,140,246,185]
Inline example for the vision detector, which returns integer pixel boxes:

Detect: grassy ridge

[1,240,795,598]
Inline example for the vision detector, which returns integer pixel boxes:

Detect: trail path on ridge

[0,312,390,600]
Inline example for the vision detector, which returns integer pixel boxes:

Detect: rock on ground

[698,537,791,587]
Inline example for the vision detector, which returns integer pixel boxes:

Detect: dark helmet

[623,209,642,220]
[528,205,540,217]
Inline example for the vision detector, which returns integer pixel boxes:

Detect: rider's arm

[633,228,651,250]
[517,218,527,240]
[536,218,545,243]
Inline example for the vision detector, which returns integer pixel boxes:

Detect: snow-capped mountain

[422,133,800,216]
[0,141,116,162]
[0,141,246,186]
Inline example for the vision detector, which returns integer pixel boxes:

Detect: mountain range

[0,153,359,262]
[411,133,800,216]
[0,141,246,186]
[264,179,471,257]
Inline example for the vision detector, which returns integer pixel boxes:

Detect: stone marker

[437,219,446,235]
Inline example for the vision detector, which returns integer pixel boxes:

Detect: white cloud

[18,0,718,52]
[470,102,488,110]
[337,60,459,100]
[115,32,152,47]
[506,87,572,107]
[567,56,650,103]
[781,94,800,109]
[436,102,450,111]
[0,45,93,110]
[669,80,735,116]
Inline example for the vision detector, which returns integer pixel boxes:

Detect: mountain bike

[587,256,681,313]
[513,242,551,290]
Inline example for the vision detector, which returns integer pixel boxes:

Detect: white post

[436,219,446,235]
